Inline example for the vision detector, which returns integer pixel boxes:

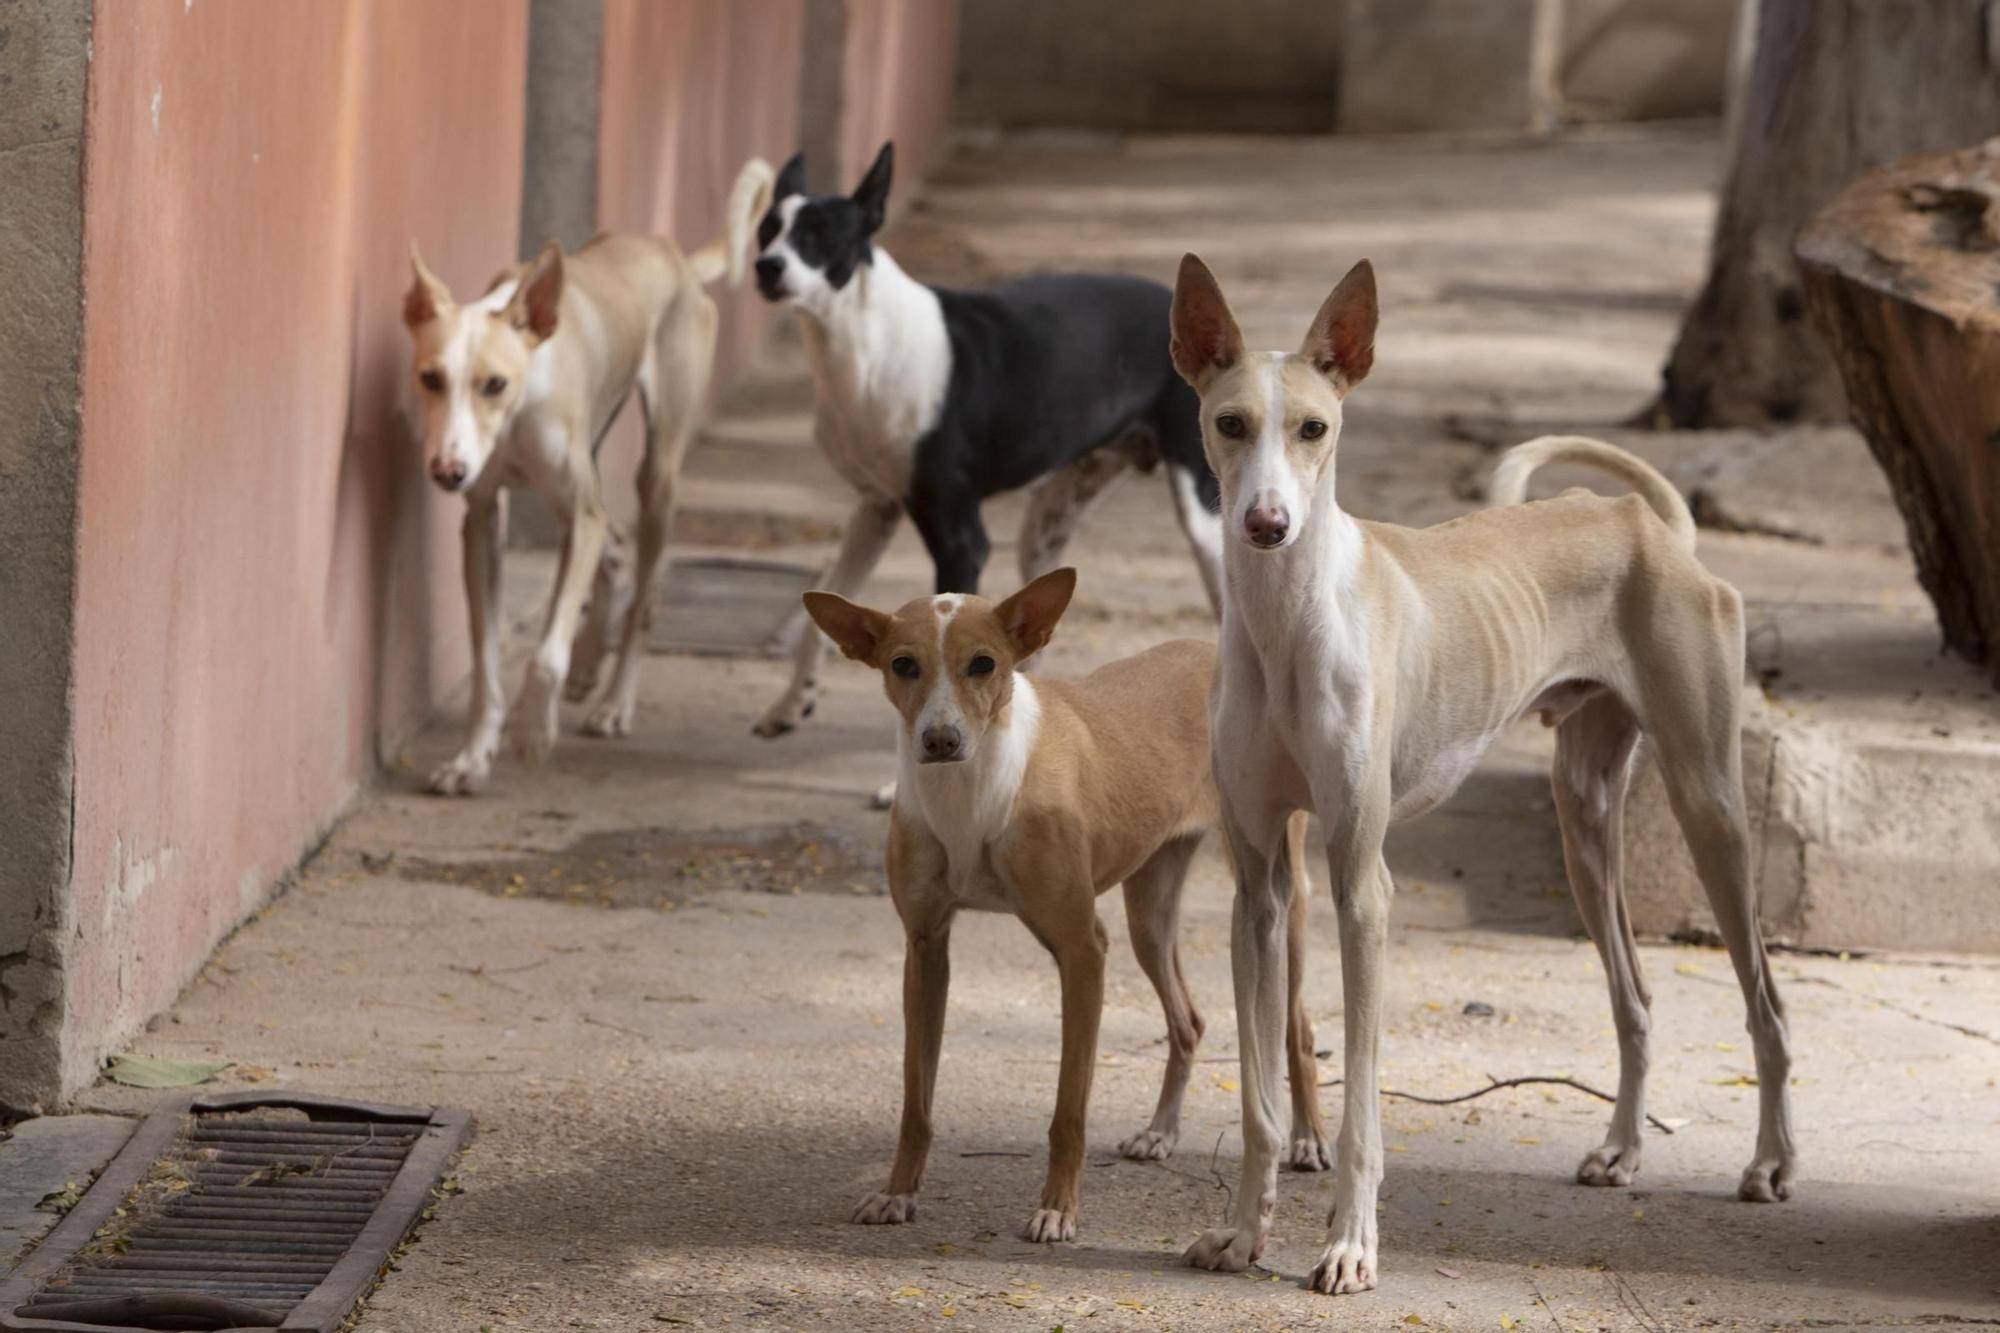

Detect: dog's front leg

[510,495,606,766]
[853,887,954,1226]
[1018,876,1107,1242]
[430,494,507,795]
[755,495,901,738]
[1306,810,1394,1297]
[1184,798,1296,1274]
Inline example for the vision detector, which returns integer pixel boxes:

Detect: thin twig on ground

[1315,1073,1677,1135]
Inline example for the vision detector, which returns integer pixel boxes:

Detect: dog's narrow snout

[920,724,963,762]
[1244,506,1290,548]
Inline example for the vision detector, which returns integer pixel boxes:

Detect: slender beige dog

[1169,254,1796,1296]
[805,570,1327,1244]
[402,158,774,794]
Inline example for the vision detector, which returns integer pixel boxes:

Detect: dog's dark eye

[480,375,508,398]
[1216,413,1246,439]
[418,369,445,393]
[891,656,920,679]
[1300,419,1327,441]
[968,654,995,676]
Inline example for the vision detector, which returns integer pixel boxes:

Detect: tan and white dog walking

[804,571,1327,1243]
[1169,254,1796,1295]
[403,158,774,794]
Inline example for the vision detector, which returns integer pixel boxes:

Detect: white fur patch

[899,675,1041,909]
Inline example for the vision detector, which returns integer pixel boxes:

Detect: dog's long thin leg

[510,479,608,766]
[853,890,954,1226]
[429,493,507,795]
[589,299,717,739]
[1283,810,1331,1171]
[1640,590,1795,1203]
[1017,875,1108,1243]
[1017,447,1131,585]
[1117,834,1205,1163]
[1552,695,1650,1186]
[1306,803,1393,1297]
[1183,798,1293,1275]
[754,494,902,738]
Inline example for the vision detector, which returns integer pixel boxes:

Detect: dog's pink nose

[920,725,963,763]
[1244,506,1290,548]
[430,459,468,491]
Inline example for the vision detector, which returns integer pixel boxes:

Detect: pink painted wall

[842,0,961,194]
[66,1,529,1092]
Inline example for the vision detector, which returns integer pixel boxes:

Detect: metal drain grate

[1,1092,469,1332]
[649,556,816,658]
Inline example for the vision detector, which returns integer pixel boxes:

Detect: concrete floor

[54,127,2000,1330]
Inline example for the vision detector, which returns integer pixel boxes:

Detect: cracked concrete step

[0,1115,135,1265]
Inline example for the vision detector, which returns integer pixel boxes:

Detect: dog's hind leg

[1283,811,1331,1171]
[1017,445,1132,585]
[1638,583,1796,1202]
[1118,833,1206,1163]
[755,493,902,738]
[587,294,718,738]
[1168,462,1224,616]
[1551,692,1650,1186]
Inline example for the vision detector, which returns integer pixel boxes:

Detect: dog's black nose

[430,459,468,491]
[920,725,963,762]
[1244,506,1289,548]
[754,256,785,293]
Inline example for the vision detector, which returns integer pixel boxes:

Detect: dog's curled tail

[689,156,777,288]
[1488,434,1696,551]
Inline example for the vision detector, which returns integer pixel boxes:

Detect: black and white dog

[749,141,1223,738]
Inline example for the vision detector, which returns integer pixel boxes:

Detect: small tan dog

[1170,254,1796,1296]
[403,158,773,794]
[804,570,1325,1243]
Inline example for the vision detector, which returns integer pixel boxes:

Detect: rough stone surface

[0,0,90,1110]
[0,1114,134,1264]
[518,0,603,259]
[63,127,2000,1331]
[1339,0,1561,134]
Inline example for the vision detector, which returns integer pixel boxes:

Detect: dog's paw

[1576,1141,1642,1187]
[1306,1237,1378,1295]
[1118,1127,1177,1162]
[1288,1132,1333,1172]
[850,1191,917,1225]
[869,781,897,810]
[1736,1155,1795,1203]
[752,694,813,739]
[509,673,561,766]
[582,696,634,739]
[426,753,491,797]
[1022,1208,1076,1243]
[1183,1226,1261,1273]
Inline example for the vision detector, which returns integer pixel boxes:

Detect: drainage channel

[1,1092,469,1332]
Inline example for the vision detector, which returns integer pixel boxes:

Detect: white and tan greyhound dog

[804,571,1327,1244]
[1169,255,1796,1295]
[403,159,773,794]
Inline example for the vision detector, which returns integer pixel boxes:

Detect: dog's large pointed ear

[852,141,894,234]
[994,567,1077,659]
[1301,259,1376,394]
[1170,253,1244,388]
[404,243,454,329]
[506,240,565,346]
[774,151,808,202]
[803,591,891,665]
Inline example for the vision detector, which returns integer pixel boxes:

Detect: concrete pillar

[520,0,603,258]
[0,0,91,1111]
[1339,0,1563,134]
[798,0,849,188]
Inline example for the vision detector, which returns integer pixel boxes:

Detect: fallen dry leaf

[1435,1266,1462,1279]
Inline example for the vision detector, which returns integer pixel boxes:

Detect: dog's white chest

[799,257,951,501]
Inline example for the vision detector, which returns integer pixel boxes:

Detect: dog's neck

[1223,473,1368,657]
[897,674,1042,864]
[794,246,931,363]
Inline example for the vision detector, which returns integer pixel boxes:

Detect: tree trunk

[1650,0,2000,429]
[1797,139,2000,680]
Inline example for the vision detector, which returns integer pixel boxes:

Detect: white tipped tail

[688,156,776,287]
[1488,434,1696,550]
